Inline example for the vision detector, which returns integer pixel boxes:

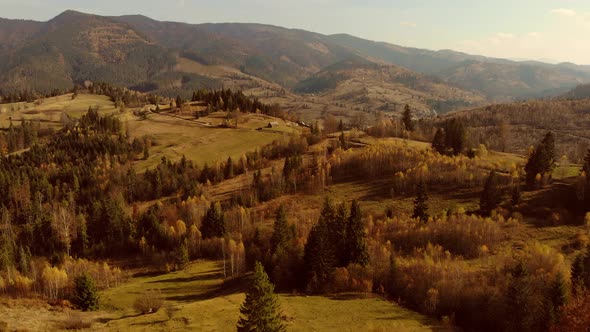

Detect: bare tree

[52,202,77,256]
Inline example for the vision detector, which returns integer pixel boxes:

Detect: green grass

[0,93,118,128]
[97,260,447,332]
[129,112,298,171]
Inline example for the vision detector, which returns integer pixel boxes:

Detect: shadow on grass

[132,271,168,278]
[95,313,143,324]
[147,272,222,284]
[165,274,249,303]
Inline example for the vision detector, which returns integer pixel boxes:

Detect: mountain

[293,57,486,115]
[1,10,590,112]
[0,11,176,92]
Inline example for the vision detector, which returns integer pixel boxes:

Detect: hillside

[294,58,486,116]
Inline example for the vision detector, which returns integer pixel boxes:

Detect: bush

[73,274,100,311]
[62,313,92,330]
[134,289,164,314]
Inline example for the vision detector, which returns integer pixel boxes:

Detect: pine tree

[571,249,589,292]
[303,202,336,292]
[345,200,369,267]
[547,271,569,325]
[444,118,465,155]
[505,262,533,331]
[225,157,234,179]
[511,184,521,207]
[525,132,556,187]
[332,203,349,267]
[432,128,446,155]
[480,170,501,216]
[270,205,291,254]
[237,262,285,332]
[74,273,100,311]
[412,180,429,222]
[402,104,414,131]
[200,202,225,239]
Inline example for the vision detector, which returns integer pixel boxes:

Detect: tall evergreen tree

[331,203,349,267]
[303,200,336,292]
[270,205,292,253]
[200,202,225,239]
[546,271,569,327]
[432,128,446,155]
[237,262,285,332]
[402,104,414,131]
[480,170,501,216]
[444,118,465,155]
[74,273,100,311]
[412,180,429,222]
[345,200,369,267]
[525,132,556,187]
[505,262,534,332]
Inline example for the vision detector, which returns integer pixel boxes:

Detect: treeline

[0,120,43,154]
[0,88,70,104]
[190,89,282,118]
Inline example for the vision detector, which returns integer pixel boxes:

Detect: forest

[0,84,590,332]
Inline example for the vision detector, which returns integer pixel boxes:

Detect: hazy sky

[1,0,590,64]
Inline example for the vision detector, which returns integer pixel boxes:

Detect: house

[268,121,280,128]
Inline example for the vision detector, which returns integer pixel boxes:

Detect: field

[0,260,450,331]
[0,93,118,128]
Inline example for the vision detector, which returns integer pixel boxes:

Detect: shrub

[133,289,164,314]
[73,274,99,311]
[62,313,92,330]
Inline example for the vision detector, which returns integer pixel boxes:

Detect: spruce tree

[237,262,285,332]
[548,271,569,323]
[525,132,556,187]
[402,104,414,131]
[480,170,501,216]
[74,273,100,311]
[412,180,429,222]
[345,200,369,267]
[511,184,521,207]
[200,202,225,239]
[303,201,336,292]
[270,205,291,254]
[432,128,446,155]
[332,203,349,267]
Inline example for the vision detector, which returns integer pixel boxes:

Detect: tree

[303,212,335,292]
[402,104,414,132]
[51,201,77,256]
[412,180,429,222]
[345,200,369,267]
[432,128,446,155]
[505,262,534,331]
[175,95,183,109]
[480,171,501,216]
[270,205,291,253]
[546,271,569,327]
[525,132,556,187]
[237,262,285,332]
[444,118,466,155]
[200,202,225,239]
[74,273,100,311]
[225,156,234,179]
[511,184,521,207]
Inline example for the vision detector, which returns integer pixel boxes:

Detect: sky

[1,0,590,64]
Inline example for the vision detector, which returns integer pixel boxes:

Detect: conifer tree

[480,170,501,216]
[432,128,446,155]
[74,273,100,311]
[505,262,533,331]
[412,180,429,222]
[547,271,569,326]
[270,205,291,254]
[402,104,414,131]
[525,132,556,187]
[332,203,349,267]
[345,200,369,267]
[511,184,521,207]
[237,262,285,332]
[303,200,336,292]
[200,202,225,239]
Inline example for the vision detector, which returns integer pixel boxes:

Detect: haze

[1,0,589,64]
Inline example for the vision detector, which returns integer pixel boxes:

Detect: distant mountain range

[1,10,590,112]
